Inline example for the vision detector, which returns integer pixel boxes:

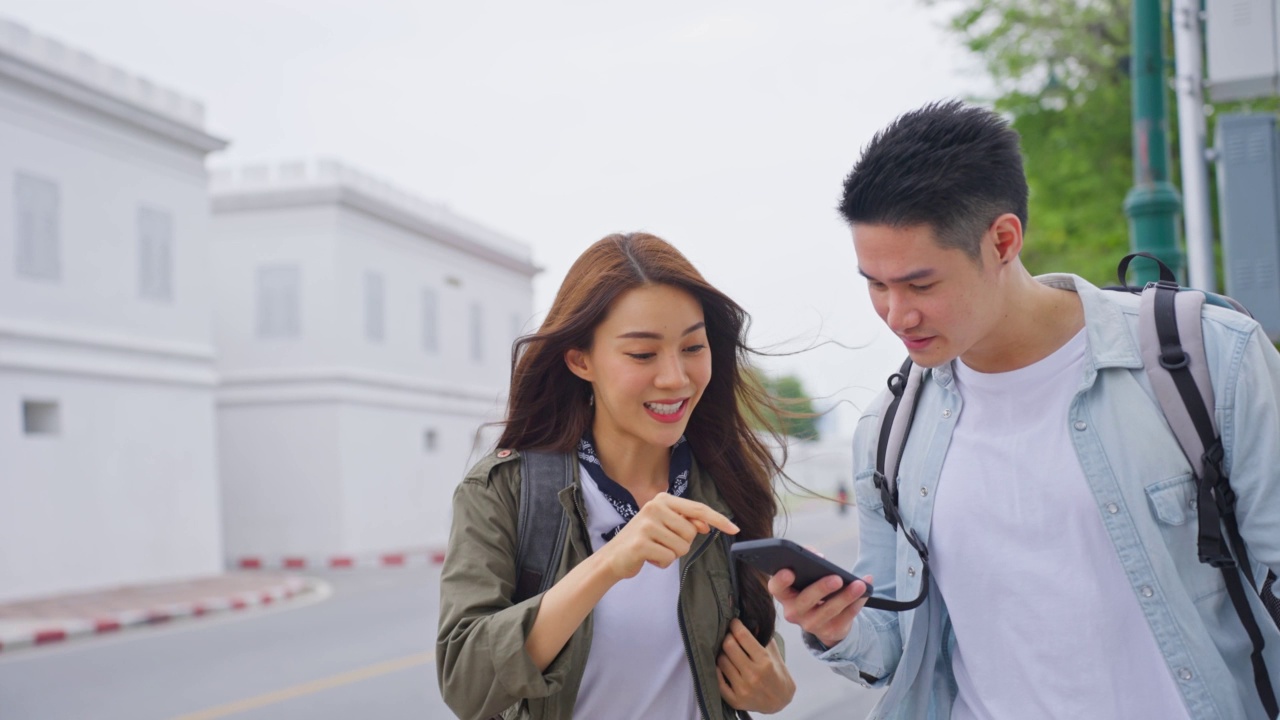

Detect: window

[138,206,173,302]
[364,272,385,343]
[422,287,439,353]
[256,265,301,338]
[469,301,484,362]
[14,173,60,281]
[423,428,438,452]
[23,400,60,436]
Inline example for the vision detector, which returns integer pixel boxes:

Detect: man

[770,100,1280,719]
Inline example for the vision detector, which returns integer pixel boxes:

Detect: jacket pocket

[1145,473,1226,603]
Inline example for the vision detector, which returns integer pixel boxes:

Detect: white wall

[216,404,343,558]
[0,56,223,601]
[0,372,221,602]
[211,180,533,558]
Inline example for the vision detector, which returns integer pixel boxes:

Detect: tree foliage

[749,371,820,441]
[926,0,1135,284]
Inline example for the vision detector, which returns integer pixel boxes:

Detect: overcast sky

[4,0,982,436]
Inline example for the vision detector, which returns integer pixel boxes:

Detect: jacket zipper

[678,528,720,720]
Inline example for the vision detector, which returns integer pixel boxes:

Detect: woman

[437,233,795,720]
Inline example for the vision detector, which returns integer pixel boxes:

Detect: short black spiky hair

[837,100,1028,260]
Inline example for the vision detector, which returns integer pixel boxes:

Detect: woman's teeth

[645,400,683,415]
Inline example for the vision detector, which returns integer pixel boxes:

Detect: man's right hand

[767,571,873,649]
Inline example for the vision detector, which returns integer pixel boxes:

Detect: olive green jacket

[436,448,774,720]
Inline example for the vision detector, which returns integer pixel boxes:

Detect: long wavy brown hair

[498,232,784,643]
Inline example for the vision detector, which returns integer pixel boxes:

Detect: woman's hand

[599,493,738,581]
[717,619,795,714]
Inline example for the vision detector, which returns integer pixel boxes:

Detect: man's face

[853,222,1002,369]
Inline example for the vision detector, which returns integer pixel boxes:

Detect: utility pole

[1124,0,1185,285]
[1172,0,1216,291]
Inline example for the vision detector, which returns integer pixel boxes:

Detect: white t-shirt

[930,330,1190,720]
[571,464,698,720]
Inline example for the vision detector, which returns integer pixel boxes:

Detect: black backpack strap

[513,450,575,604]
[1138,277,1278,718]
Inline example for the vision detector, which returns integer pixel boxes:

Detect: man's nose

[885,293,920,333]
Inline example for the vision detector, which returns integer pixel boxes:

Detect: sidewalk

[0,572,317,653]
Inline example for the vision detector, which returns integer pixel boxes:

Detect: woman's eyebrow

[616,321,706,340]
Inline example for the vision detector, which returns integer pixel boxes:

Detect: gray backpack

[874,253,1278,717]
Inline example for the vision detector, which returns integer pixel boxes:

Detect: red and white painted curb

[0,577,312,653]
[234,548,446,571]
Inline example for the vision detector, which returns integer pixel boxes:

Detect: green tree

[754,372,820,441]
[926,0,1135,284]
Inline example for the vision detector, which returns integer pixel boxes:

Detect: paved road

[0,503,883,720]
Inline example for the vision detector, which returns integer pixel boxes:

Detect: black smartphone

[730,538,872,597]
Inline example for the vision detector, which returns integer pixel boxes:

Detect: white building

[0,20,228,601]
[210,160,538,562]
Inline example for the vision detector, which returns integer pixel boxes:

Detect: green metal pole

[1124,0,1184,285]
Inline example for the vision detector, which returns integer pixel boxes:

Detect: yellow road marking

[171,651,434,720]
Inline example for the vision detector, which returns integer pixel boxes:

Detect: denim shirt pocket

[1145,473,1227,602]
[854,469,885,512]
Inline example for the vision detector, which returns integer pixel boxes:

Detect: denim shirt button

[1141,586,1154,598]
[1189,497,1198,510]
[1106,503,1119,514]
[1073,420,1087,431]
[907,566,917,578]
[1178,668,1193,681]
[942,409,952,419]
[920,487,929,498]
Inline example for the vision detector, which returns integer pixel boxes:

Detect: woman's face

[565,284,712,452]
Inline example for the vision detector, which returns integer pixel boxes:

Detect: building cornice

[209,160,541,278]
[218,366,505,405]
[0,18,227,154]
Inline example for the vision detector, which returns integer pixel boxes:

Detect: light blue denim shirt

[811,274,1280,720]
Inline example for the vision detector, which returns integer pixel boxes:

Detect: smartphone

[730,538,872,597]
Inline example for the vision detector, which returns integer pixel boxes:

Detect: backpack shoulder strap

[874,358,925,529]
[513,450,575,604]
[1136,276,1280,718]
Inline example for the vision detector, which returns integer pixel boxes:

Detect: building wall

[211,183,534,557]
[0,48,223,601]
[215,404,343,558]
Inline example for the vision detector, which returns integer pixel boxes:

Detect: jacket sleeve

[803,397,904,687]
[1219,322,1280,579]
[435,457,576,720]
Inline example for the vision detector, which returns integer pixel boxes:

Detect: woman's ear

[564,348,593,382]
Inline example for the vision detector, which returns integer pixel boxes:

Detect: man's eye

[911,283,935,292]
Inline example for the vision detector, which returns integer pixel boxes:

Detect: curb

[0,576,312,654]
[234,549,446,570]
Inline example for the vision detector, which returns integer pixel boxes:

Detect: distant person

[834,481,849,516]
[768,101,1280,719]
[437,233,795,719]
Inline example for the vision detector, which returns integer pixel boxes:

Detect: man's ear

[565,348,593,382]
[988,213,1024,266]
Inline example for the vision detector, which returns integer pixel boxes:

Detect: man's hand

[767,570,873,649]
[717,619,795,713]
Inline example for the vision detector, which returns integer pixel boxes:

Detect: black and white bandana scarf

[577,432,692,542]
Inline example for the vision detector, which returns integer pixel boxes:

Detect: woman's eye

[626,353,655,360]
[683,344,706,354]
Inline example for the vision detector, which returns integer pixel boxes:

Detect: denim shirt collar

[926,273,1143,391]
